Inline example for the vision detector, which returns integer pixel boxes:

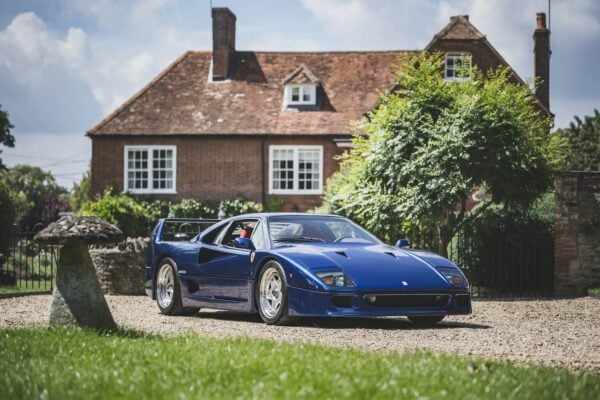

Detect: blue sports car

[145,213,472,325]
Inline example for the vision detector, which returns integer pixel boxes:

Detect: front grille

[364,294,450,308]
[332,296,353,308]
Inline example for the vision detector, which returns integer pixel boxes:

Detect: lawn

[0,327,598,400]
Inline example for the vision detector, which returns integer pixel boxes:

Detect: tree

[1,165,70,230]
[70,167,91,211]
[546,109,600,171]
[324,52,552,256]
[0,180,17,255]
[0,104,16,170]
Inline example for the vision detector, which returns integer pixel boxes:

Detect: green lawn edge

[0,326,598,400]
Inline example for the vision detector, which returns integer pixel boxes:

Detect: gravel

[1,294,599,372]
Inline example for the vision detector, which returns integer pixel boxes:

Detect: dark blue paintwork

[145,214,472,317]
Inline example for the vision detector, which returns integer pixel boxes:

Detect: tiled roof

[88,51,411,136]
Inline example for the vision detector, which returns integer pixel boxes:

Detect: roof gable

[283,64,321,85]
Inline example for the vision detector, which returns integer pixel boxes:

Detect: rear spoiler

[154,218,222,242]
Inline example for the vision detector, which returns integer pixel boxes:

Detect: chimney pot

[536,12,547,30]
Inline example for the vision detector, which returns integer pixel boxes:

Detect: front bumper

[287,286,472,317]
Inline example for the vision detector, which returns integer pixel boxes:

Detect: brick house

[88,8,551,211]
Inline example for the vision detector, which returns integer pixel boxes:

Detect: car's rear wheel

[156,258,199,316]
[408,315,445,325]
[257,261,296,325]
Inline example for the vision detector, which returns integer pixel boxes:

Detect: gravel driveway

[1,294,599,372]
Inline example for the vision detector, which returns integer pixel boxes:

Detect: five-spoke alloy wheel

[257,261,296,325]
[156,258,199,316]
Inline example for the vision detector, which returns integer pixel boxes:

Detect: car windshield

[267,215,381,244]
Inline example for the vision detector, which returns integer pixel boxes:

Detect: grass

[0,327,598,400]
[0,280,53,294]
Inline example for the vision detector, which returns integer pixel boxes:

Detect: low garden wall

[89,237,149,295]
[554,172,600,295]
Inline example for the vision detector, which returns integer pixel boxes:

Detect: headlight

[316,271,355,287]
[436,267,467,287]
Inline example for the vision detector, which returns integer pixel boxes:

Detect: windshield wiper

[273,236,326,243]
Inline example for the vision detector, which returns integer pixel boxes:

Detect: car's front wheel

[257,261,296,325]
[408,315,445,325]
[156,258,199,316]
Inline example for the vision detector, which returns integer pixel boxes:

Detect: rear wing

[153,218,221,242]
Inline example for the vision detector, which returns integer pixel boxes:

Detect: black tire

[155,258,199,316]
[256,261,297,325]
[408,315,445,325]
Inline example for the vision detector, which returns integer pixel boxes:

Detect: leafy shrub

[169,199,215,219]
[0,181,16,255]
[218,197,263,218]
[142,199,172,220]
[79,191,153,237]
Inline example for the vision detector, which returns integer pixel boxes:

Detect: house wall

[428,40,521,84]
[90,135,346,211]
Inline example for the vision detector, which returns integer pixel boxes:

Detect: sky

[0,0,599,188]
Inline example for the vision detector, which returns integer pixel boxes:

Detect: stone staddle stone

[34,216,124,330]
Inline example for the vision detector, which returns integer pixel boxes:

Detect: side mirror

[233,237,255,251]
[395,238,410,248]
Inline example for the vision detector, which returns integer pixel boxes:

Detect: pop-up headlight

[315,271,355,287]
[436,267,468,287]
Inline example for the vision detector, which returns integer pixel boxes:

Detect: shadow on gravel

[192,311,490,330]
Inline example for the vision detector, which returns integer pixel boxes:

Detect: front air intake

[364,294,450,308]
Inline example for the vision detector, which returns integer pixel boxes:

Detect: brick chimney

[212,7,236,81]
[533,12,551,111]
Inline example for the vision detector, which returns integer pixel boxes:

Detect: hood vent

[334,251,348,258]
[384,252,398,258]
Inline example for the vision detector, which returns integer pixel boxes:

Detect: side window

[221,219,259,248]
[251,223,266,250]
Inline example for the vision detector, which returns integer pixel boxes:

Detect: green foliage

[169,199,215,219]
[218,197,263,217]
[79,190,153,237]
[546,109,600,171]
[0,180,17,254]
[1,327,599,400]
[0,104,15,170]
[70,168,91,211]
[324,52,552,251]
[1,165,70,230]
[141,199,172,220]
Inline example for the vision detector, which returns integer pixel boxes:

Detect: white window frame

[284,84,317,106]
[269,145,323,195]
[444,53,472,82]
[123,145,177,194]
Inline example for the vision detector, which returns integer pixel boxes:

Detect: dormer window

[282,64,321,109]
[445,53,472,81]
[286,84,317,105]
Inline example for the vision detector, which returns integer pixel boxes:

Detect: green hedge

[79,194,269,237]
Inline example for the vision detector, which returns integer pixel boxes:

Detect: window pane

[291,87,300,102]
[271,148,294,191]
[302,87,311,102]
[298,149,320,191]
[151,147,175,191]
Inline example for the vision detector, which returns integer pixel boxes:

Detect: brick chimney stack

[533,12,551,111]
[212,7,236,81]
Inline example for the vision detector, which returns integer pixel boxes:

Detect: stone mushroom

[34,215,124,330]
